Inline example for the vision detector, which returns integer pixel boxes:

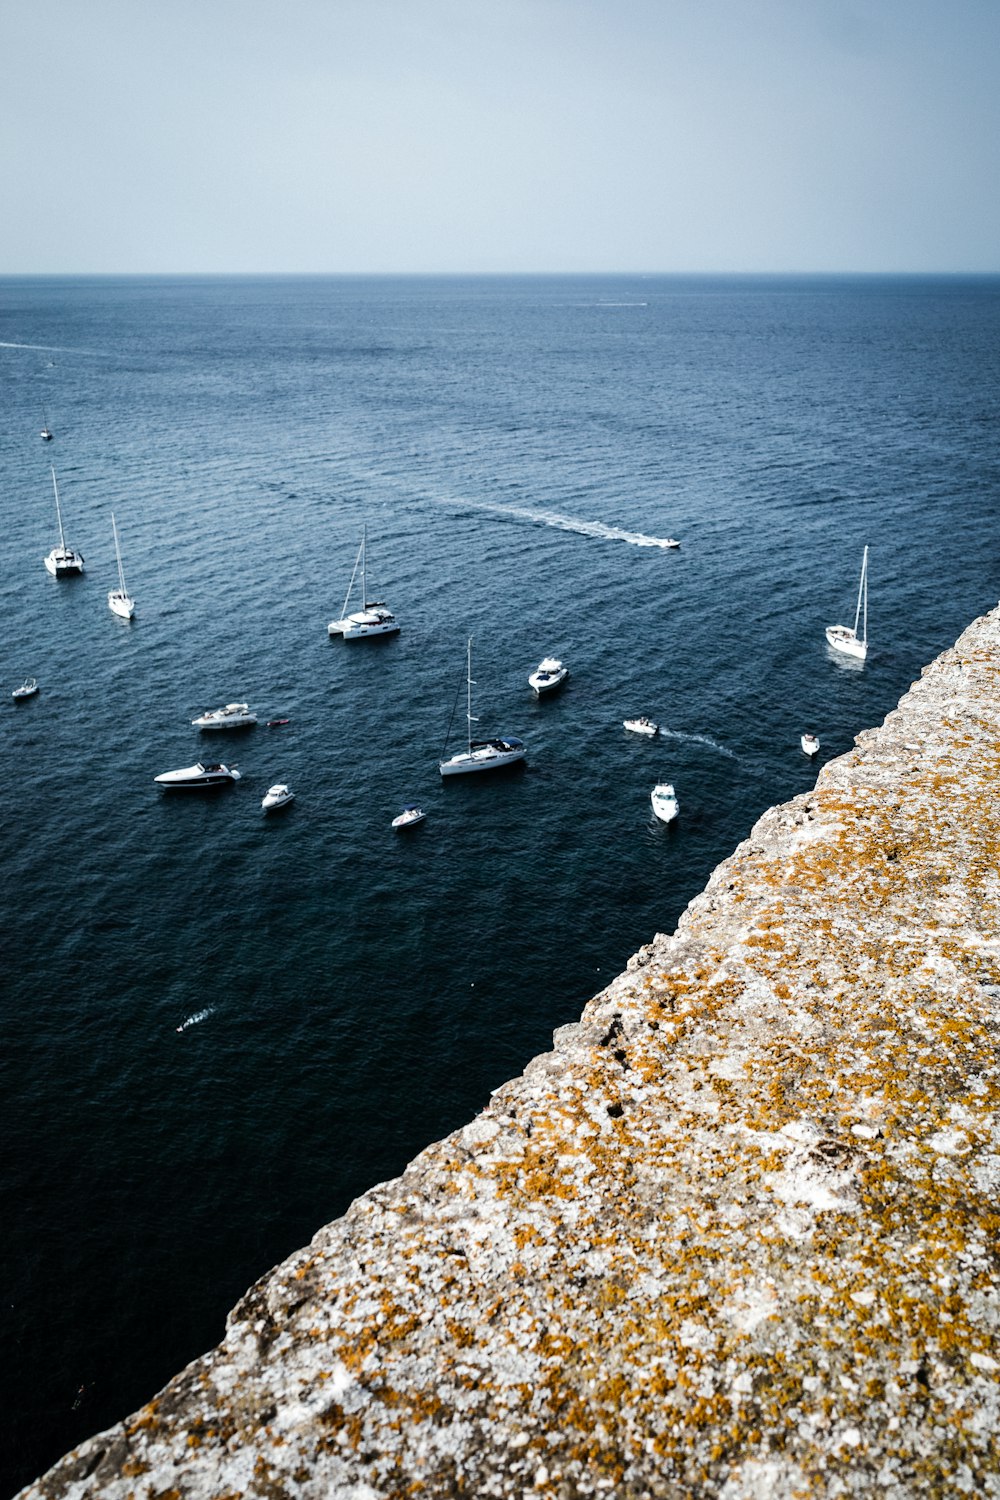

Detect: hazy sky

[5,0,999,273]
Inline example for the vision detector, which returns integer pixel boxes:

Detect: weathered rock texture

[22,611,1000,1500]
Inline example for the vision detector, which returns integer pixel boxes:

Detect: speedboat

[191,703,257,730]
[528,657,568,695]
[12,678,38,700]
[262,783,294,812]
[392,805,426,829]
[650,783,679,823]
[801,732,820,756]
[624,716,659,737]
[154,762,241,789]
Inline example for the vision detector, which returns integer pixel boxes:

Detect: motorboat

[328,525,400,639]
[12,678,39,700]
[650,783,679,823]
[107,511,135,619]
[440,639,527,777]
[826,545,869,661]
[624,716,659,737]
[392,805,426,829]
[154,762,241,789]
[43,467,84,576]
[801,732,820,756]
[528,657,568,695]
[191,702,257,730]
[262,783,294,812]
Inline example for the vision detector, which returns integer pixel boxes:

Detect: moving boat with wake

[624,716,658,737]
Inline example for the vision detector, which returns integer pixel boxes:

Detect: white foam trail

[176,1006,215,1033]
[438,495,679,550]
[0,340,109,356]
[660,729,737,759]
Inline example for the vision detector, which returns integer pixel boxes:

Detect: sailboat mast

[112,512,127,594]
[51,467,66,549]
[361,524,368,609]
[861,545,868,646]
[466,637,478,750]
[853,545,868,639]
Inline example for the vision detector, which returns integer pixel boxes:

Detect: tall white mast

[112,512,128,594]
[466,637,478,750]
[51,467,66,549]
[854,544,869,643]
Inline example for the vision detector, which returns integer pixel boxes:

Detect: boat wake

[439,495,679,549]
[176,1007,215,1033]
[659,729,737,759]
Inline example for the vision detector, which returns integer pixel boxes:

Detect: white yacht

[650,783,679,823]
[392,805,426,828]
[328,525,400,639]
[43,467,84,576]
[262,783,295,812]
[155,762,241,789]
[191,703,258,730]
[12,678,39,700]
[801,732,820,757]
[826,545,869,661]
[624,716,659,737]
[528,657,568,695]
[108,512,135,619]
[440,639,526,777]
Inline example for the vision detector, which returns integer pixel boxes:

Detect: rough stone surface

[20,610,1000,1500]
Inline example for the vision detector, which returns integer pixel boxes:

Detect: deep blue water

[3,274,999,1494]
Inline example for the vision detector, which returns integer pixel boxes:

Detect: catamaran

[825,545,869,661]
[43,466,84,576]
[108,512,135,618]
[439,639,526,776]
[328,525,400,639]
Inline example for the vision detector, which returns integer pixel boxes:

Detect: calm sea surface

[3,274,999,1493]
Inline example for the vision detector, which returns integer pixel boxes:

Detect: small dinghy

[262,782,294,812]
[801,732,820,757]
[624,716,658,737]
[12,678,39,700]
[650,783,679,823]
[392,805,426,829]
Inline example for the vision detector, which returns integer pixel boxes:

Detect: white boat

[392,805,426,828]
[825,545,869,661]
[262,783,295,812]
[328,525,400,639]
[107,511,135,619]
[191,702,257,730]
[624,716,659,737]
[40,418,53,442]
[12,678,39,699]
[801,732,820,756]
[650,783,679,823]
[440,639,527,777]
[43,467,84,576]
[528,657,568,694]
[154,761,241,789]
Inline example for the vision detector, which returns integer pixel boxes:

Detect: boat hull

[329,612,400,639]
[262,786,294,811]
[624,718,658,736]
[825,625,868,661]
[529,663,568,694]
[651,784,679,823]
[44,548,84,576]
[392,809,426,828]
[108,590,135,619]
[155,763,241,789]
[440,742,526,776]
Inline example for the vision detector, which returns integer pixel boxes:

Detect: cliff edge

[21,610,1000,1500]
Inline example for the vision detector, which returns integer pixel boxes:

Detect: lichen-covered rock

[21,613,1000,1500]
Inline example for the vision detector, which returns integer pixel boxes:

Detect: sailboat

[328,525,399,639]
[40,410,54,442]
[439,639,526,777]
[108,512,135,619]
[43,466,84,576]
[825,545,869,661]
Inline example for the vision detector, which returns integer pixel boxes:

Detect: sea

[3,273,999,1494]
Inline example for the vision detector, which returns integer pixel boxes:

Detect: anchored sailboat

[439,638,526,776]
[108,512,135,618]
[43,466,84,576]
[328,525,399,639]
[825,545,869,661]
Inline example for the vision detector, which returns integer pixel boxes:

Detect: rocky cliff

[21,610,1000,1500]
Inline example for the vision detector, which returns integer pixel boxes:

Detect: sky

[4,0,1000,274]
